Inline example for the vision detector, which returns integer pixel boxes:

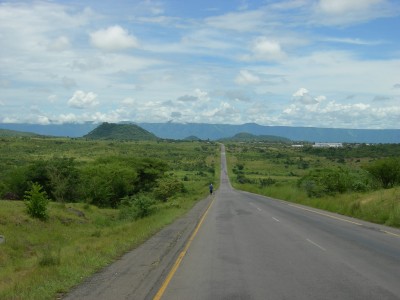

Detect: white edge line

[306,238,326,251]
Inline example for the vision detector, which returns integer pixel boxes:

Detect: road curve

[156,144,400,299]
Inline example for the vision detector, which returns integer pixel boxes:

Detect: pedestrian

[209,183,213,194]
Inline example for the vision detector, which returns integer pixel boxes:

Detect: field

[0,137,219,299]
[225,142,400,227]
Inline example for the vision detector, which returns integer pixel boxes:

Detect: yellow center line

[153,195,216,300]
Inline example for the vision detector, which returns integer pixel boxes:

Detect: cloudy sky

[1,0,399,128]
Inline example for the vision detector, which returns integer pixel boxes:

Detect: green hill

[183,135,202,141]
[0,128,39,137]
[83,122,158,141]
[220,132,291,143]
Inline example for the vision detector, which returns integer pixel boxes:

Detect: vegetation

[24,183,49,221]
[0,128,39,137]
[226,142,400,227]
[0,136,219,299]
[219,132,291,143]
[83,122,158,141]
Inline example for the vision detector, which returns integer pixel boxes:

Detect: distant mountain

[0,128,39,137]
[0,122,399,143]
[139,123,400,143]
[83,122,158,141]
[220,132,291,143]
[0,122,97,137]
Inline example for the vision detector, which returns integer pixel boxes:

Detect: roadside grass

[225,142,400,228]
[0,187,211,299]
[234,182,400,227]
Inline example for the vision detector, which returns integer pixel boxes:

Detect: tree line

[1,156,185,208]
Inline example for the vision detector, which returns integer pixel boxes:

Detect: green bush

[119,194,155,220]
[365,158,400,188]
[24,183,49,221]
[154,177,185,202]
[298,167,373,197]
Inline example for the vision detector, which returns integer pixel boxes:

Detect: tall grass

[0,193,209,299]
[234,181,400,228]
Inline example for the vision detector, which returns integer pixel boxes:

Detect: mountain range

[0,122,399,143]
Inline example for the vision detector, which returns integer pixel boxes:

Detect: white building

[313,143,343,148]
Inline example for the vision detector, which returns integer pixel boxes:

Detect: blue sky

[0,0,399,128]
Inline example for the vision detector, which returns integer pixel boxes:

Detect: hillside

[0,128,39,137]
[139,123,400,143]
[0,122,399,143]
[83,123,158,141]
[220,132,291,143]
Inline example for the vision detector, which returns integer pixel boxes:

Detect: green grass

[225,142,400,228]
[0,190,211,299]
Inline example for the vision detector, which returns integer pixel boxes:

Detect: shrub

[119,194,155,220]
[24,183,49,221]
[365,158,400,189]
[154,177,185,202]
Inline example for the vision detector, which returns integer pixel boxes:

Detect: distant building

[291,144,304,148]
[313,143,343,148]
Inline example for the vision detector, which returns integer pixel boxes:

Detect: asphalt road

[157,145,400,300]
[65,145,400,300]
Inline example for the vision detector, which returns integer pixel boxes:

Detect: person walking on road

[209,183,213,195]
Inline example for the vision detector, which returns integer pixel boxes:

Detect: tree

[24,183,49,221]
[365,158,400,189]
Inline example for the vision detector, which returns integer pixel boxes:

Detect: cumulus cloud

[90,25,139,51]
[292,88,324,105]
[68,90,98,109]
[253,38,285,60]
[235,70,261,85]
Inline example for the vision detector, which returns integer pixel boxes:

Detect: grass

[225,142,400,228]
[0,191,211,299]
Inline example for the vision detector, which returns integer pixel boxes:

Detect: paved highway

[156,145,400,299]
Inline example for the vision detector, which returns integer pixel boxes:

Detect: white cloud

[292,88,324,104]
[313,0,397,25]
[205,10,266,32]
[293,87,309,97]
[235,70,261,85]
[47,36,70,52]
[48,95,58,103]
[90,25,139,51]
[317,0,383,15]
[68,91,99,109]
[252,37,286,60]
[321,37,383,46]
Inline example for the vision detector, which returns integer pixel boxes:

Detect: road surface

[156,145,400,299]
[65,144,400,299]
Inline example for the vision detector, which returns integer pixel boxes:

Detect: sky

[0,0,400,129]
